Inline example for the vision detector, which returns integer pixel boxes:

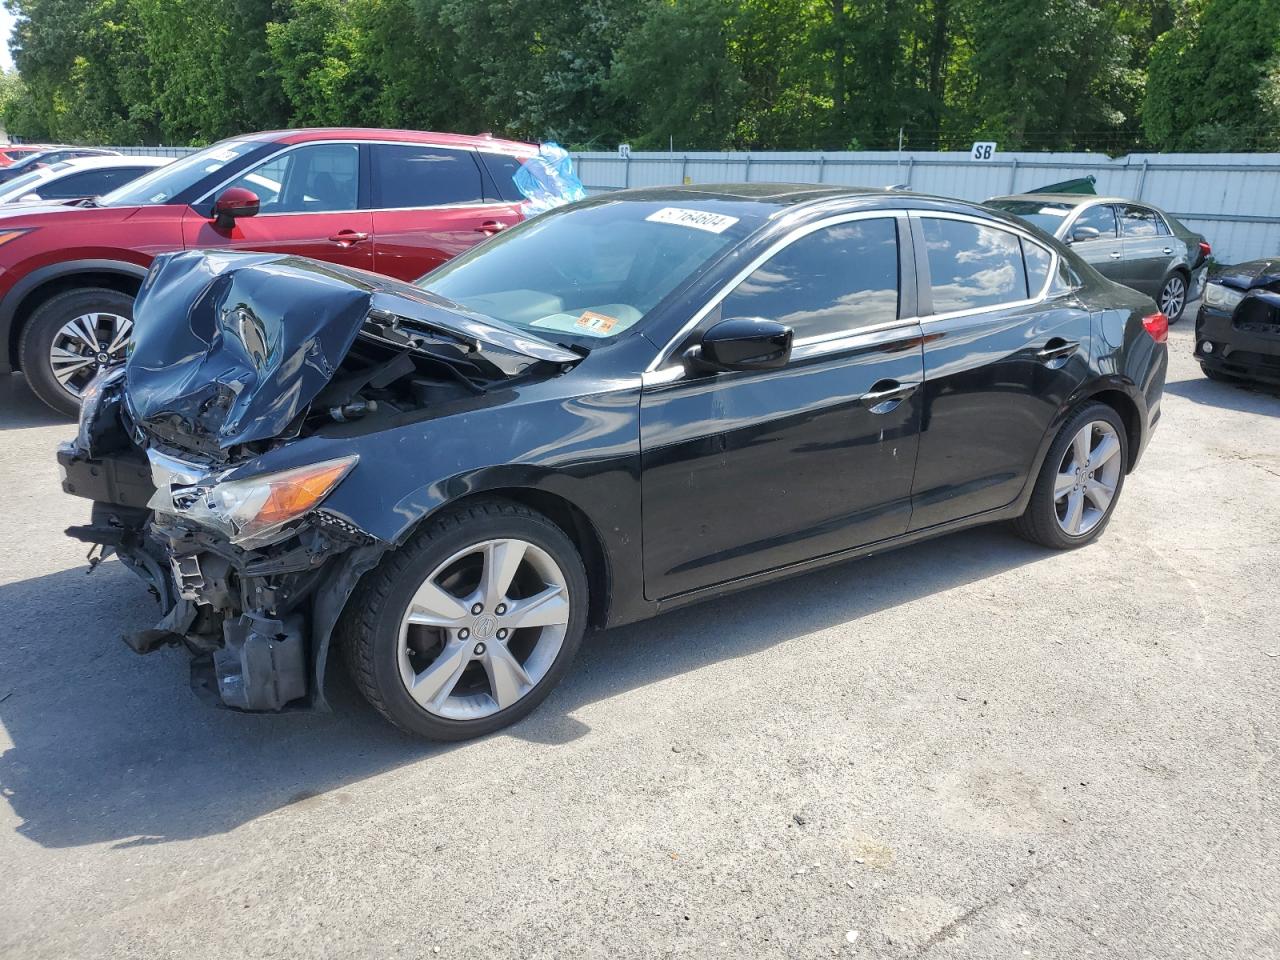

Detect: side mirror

[690,317,792,373]
[211,187,260,229]
[1068,226,1101,244]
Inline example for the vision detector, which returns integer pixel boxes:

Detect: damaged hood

[1214,259,1280,292]
[125,250,577,451]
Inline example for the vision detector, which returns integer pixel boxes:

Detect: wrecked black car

[1195,259,1280,388]
[59,186,1166,740]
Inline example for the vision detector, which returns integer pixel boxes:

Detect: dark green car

[985,193,1210,323]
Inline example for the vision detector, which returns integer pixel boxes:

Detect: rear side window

[1074,205,1118,238]
[922,218,1027,313]
[372,144,485,208]
[718,218,900,339]
[1120,205,1161,238]
[479,152,527,203]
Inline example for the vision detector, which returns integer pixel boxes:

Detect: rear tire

[1158,272,1188,323]
[18,287,135,418]
[1014,402,1128,550]
[338,498,588,740]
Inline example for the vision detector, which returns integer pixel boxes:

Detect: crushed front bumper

[59,430,387,713]
[1195,301,1280,387]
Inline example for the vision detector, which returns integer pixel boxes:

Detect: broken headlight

[1204,282,1245,312]
[150,454,357,549]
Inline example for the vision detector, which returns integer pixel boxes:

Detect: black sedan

[58,185,1168,740]
[1195,259,1280,387]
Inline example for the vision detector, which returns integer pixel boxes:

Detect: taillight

[1198,241,1211,259]
[1142,311,1168,344]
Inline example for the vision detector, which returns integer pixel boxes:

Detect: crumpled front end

[59,250,577,712]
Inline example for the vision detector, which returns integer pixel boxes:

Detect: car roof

[42,155,172,173]
[238,127,539,154]
[988,193,1162,209]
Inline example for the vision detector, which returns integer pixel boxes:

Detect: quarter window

[1074,205,1118,239]
[717,218,900,339]
[1120,205,1161,238]
[921,218,1027,313]
[371,144,485,208]
[479,152,527,203]
[224,143,359,213]
[1022,239,1053,295]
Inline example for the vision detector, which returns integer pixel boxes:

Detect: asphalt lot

[0,317,1277,959]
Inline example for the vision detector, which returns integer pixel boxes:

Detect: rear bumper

[1195,304,1280,386]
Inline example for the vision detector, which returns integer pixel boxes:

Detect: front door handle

[1036,338,1079,369]
[861,379,919,414]
[1109,251,1122,259]
[477,220,509,235]
[328,230,369,246]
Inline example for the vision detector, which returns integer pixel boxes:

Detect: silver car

[986,194,1209,322]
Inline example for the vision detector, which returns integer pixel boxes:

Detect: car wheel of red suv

[20,287,135,418]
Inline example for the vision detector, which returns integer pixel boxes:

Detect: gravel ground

[0,318,1277,959]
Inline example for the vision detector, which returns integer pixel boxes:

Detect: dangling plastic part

[513,142,586,217]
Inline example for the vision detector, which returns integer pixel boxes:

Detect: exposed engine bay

[59,250,579,712]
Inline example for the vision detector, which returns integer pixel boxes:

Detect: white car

[0,155,172,205]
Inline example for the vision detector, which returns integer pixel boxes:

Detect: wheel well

[435,488,613,629]
[8,271,142,370]
[1088,389,1141,471]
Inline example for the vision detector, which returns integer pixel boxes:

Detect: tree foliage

[3,0,1276,151]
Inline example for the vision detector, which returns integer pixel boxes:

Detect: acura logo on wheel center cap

[473,614,497,640]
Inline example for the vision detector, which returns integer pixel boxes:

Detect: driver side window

[717,218,900,340]
[223,143,359,214]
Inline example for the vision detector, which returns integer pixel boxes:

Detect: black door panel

[909,299,1092,528]
[640,328,925,598]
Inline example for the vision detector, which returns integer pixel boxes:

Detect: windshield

[986,199,1073,235]
[0,164,68,201]
[417,199,751,343]
[99,140,262,207]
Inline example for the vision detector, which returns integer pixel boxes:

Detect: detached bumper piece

[191,613,308,712]
[1196,299,1280,387]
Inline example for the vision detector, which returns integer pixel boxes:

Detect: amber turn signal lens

[252,459,355,528]
[0,229,33,247]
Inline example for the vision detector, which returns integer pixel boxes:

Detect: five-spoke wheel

[339,499,588,740]
[1015,401,1128,549]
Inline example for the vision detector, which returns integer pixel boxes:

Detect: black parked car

[58,185,1168,740]
[1195,259,1280,387]
[985,193,1209,323]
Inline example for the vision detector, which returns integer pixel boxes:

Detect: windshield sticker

[575,310,619,334]
[645,207,739,234]
[206,148,240,163]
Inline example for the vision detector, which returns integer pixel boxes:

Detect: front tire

[1014,402,1128,550]
[18,287,135,417]
[338,498,588,740]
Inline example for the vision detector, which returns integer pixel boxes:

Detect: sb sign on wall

[971,141,998,161]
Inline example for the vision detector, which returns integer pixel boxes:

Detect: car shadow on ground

[1162,372,1280,415]
[0,523,1050,850]
[0,375,73,430]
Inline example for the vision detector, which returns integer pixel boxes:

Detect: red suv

[0,128,537,414]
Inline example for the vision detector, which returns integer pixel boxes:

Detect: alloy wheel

[48,312,132,399]
[1159,275,1186,320]
[397,538,571,720]
[1054,420,1123,537]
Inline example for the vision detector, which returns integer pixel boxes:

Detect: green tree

[1144,0,1280,150]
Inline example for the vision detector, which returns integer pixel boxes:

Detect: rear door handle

[477,220,509,235]
[1163,247,1173,255]
[861,379,919,414]
[1109,251,1122,259]
[328,230,369,246]
[1036,339,1079,368]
